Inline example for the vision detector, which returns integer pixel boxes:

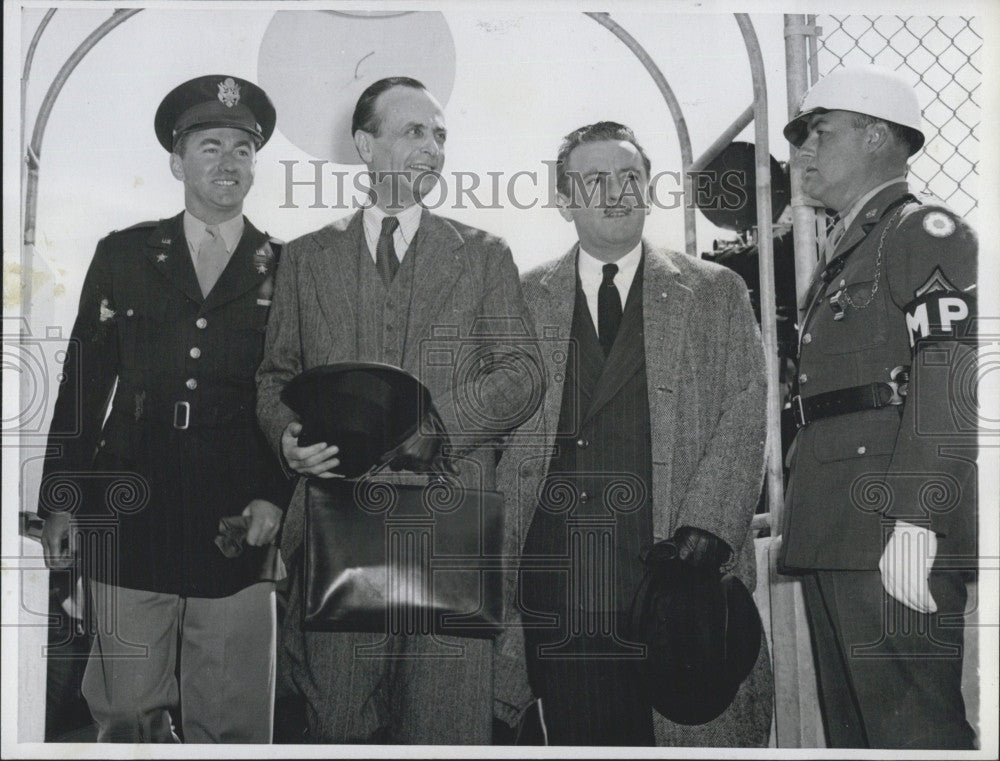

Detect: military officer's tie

[799,214,846,316]
[820,213,846,271]
[195,224,230,297]
[598,262,623,356]
[376,216,400,286]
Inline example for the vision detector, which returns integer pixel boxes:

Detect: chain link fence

[813,16,981,224]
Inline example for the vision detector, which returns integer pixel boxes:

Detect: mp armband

[904,290,975,350]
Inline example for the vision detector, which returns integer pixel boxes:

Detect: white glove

[878,520,938,614]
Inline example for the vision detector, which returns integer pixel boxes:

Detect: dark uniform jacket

[39,213,290,598]
[779,182,977,571]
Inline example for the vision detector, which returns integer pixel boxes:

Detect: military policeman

[779,65,977,749]
[39,75,289,743]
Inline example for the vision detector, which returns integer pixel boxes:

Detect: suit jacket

[256,208,541,561]
[779,183,978,571]
[494,242,770,743]
[40,213,289,597]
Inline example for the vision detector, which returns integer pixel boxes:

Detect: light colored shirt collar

[363,202,423,262]
[840,176,907,233]
[577,242,643,331]
[184,211,244,254]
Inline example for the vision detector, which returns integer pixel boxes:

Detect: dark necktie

[598,262,623,356]
[376,215,400,286]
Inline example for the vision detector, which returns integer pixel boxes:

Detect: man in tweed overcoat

[256,76,540,744]
[495,121,774,746]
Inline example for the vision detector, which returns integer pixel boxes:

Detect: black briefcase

[303,475,504,639]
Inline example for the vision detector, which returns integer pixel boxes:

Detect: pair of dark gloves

[665,525,732,572]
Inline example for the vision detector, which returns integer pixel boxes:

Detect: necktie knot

[602,263,619,286]
[381,216,400,236]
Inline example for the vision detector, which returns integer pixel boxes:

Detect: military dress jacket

[495,242,772,743]
[40,213,290,598]
[779,182,978,571]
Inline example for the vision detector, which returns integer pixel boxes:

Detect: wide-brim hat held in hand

[280,362,447,479]
[628,542,762,725]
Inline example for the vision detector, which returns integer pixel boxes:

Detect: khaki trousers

[82,580,275,743]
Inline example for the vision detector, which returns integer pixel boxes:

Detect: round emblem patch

[923,211,955,238]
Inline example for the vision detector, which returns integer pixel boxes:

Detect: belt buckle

[173,401,191,430]
[792,395,807,428]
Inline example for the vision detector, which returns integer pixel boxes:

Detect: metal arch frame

[20,8,784,522]
[587,12,784,523]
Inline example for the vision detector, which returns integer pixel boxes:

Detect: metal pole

[689,104,754,173]
[21,9,57,214]
[785,14,821,312]
[22,9,142,323]
[735,15,783,528]
[585,12,697,256]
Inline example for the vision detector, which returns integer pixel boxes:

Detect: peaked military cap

[154,74,276,152]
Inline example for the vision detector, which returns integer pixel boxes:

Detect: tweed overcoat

[255,208,541,737]
[494,243,774,745]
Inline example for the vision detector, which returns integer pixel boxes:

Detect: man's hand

[281,421,341,477]
[241,500,283,547]
[41,512,74,569]
[878,520,938,614]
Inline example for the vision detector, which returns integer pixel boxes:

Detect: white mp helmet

[783,64,925,156]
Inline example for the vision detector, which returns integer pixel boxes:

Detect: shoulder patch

[922,211,956,238]
[914,266,957,298]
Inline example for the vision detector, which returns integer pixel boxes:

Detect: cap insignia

[218,77,241,108]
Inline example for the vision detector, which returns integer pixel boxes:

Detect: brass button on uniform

[576,438,589,449]
[189,347,201,359]
[802,333,812,344]
[579,491,589,503]
[186,378,198,390]
[196,317,208,329]
[799,373,808,384]
[857,446,867,455]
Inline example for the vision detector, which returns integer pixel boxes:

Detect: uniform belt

[160,400,255,431]
[786,382,903,429]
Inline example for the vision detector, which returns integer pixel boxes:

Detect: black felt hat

[155,74,276,152]
[280,362,433,479]
[628,544,762,725]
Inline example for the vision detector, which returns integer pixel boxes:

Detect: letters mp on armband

[904,290,975,350]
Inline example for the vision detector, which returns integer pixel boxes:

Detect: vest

[521,263,654,621]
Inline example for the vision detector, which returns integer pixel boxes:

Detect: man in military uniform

[39,75,289,742]
[779,65,977,748]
